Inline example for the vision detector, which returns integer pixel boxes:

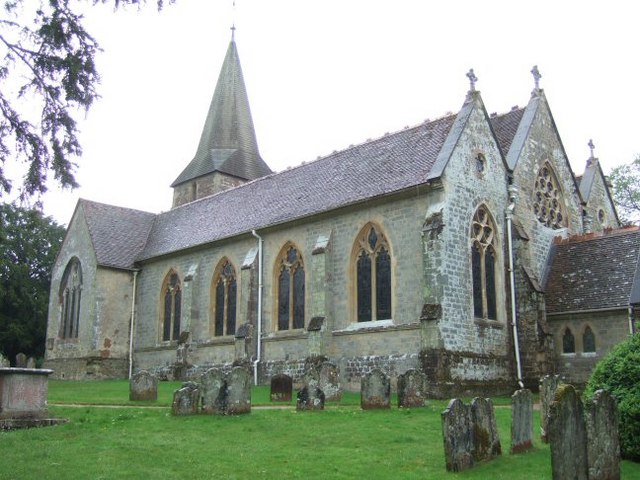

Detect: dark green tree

[609,155,640,224]
[0,0,170,198]
[0,203,65,363]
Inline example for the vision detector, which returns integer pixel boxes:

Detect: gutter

[251,230,263,386]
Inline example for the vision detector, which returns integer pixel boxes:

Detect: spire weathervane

[531,65,542,91]
[466,68,478,92]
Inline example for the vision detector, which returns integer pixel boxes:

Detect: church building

[44,34,638,395]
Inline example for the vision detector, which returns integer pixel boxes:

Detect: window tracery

[59,258,82,339]
[471,207,498,320]
[161,271,182,341]
[533,162,567,229]
[355,224,392,322]
[212,259,237,337]
[276,245,305,330]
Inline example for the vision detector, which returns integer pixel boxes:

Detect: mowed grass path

[0,381,636,479]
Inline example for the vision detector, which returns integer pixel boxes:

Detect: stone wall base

[43,357,128,380]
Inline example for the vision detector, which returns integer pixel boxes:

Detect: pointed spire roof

[171,37,272,187]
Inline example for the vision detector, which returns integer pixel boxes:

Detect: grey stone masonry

[360,368,390,410]
[470,397,502,462]
[397,369,427,408]
[585,390,620,480]
[171,382,200,416]
[549,384,588,480]
[510,389,534,453]
[270,373,292,402]
[540,374,561,443]
[441,398,474,472]
[129,370,158,401]
[226,366,251,415]
[200,368,227,414]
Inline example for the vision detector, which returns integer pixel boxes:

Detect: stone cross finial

[466,69,478,91]
[531,65,542,90]
[588,139,595,159]
[231,23,236,40]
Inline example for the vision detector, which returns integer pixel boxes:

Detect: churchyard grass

[1,382,636,479]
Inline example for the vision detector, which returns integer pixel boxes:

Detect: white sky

[21,0,640,225]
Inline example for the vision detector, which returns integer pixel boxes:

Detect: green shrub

[584,333,640,461]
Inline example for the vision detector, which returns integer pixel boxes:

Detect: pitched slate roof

[490,107,525,158]
[171,40,272,187]
[81,200,156,270]
[139,114,456,261]
[545,228,640,313]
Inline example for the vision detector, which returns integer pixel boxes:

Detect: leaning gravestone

[201,368,227,414]
[15,353,27,368]
[361,368,390,410]
[540,374,561,443]
[270,373,293,402]
[510,389,533,453]
[171,382,200,416]
[470,397,501,461]
[226,366,251,415]
[585,390,620,480]
[548,384,588,480]
[397,369,427,408]
[129,370,158,401]
[296,385,325,411]
[441,398,474,472]
[319,362,341,401]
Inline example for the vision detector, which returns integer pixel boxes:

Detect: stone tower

[171,34,272,208]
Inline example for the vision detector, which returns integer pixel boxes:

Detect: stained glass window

[471,207,499,320]
[277,245,305,330]
[212,260,237,336]
[355,225,392,322]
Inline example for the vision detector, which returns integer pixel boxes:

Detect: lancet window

[471,207,498,320]
[276,244,305,330]
[161,271,182,342]
[59,258,82,339]
[354,224,392,322]
[583,326,596,353]
[212,259,237,337]
[562,327,575,354]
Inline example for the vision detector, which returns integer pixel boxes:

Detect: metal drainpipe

[628,306,635,335]
[506,185,524,389]
[128,270,139,379]
[251,230,263,386]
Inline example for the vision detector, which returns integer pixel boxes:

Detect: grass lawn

[0,381,637,479]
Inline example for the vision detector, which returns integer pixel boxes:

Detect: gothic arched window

[161,271,182,341]
[533,162,567,229]
[354,224,392,322]
[583,326,596,353]
[59,258,82,339]
[471,207,498,320]
[212,259,237,337]
[276,244,305,330]
[562,327,575,354]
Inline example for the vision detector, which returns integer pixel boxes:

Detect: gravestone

[226,366,251,415]
[319,362,341,401]
[510,389,533,453]
[548,384,588,480]
[201,368,227,414]
[270,374,293,402]
[361,368,390,410]
[585,390,620,480]
[296,385,325,411]
[0,354,9,368]
[470,397,501,461]
[171,381,200,416]
[397,369,427,408]
[540,374,561,443]
[441,398,473,472]
[129,370,158,401]
[15,353,27,368]
[26,357,36,369]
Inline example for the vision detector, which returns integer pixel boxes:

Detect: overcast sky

[22,0,640,225]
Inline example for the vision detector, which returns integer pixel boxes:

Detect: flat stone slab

[0,417,68,430]
[0,368,53,419]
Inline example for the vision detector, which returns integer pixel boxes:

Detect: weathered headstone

[129,370,158,401]
[26,357,36,369]
[585,390,620,480]
[296,385,325,411]
[361,368,390,410]
[201,368,227,414]
[270,373,293,402]
[540,374,561,443]
[15,353,27,368]
[0,354,9,368]
[441,398,474,472]
[470,397,501,461]
[171,381,200,416]
[319,362,341,401]
[397,369,427,408]
[510,389,533,453]
[226,366,251,415]
[548,384,588,480]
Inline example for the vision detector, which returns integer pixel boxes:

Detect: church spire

[171,33,272,204]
